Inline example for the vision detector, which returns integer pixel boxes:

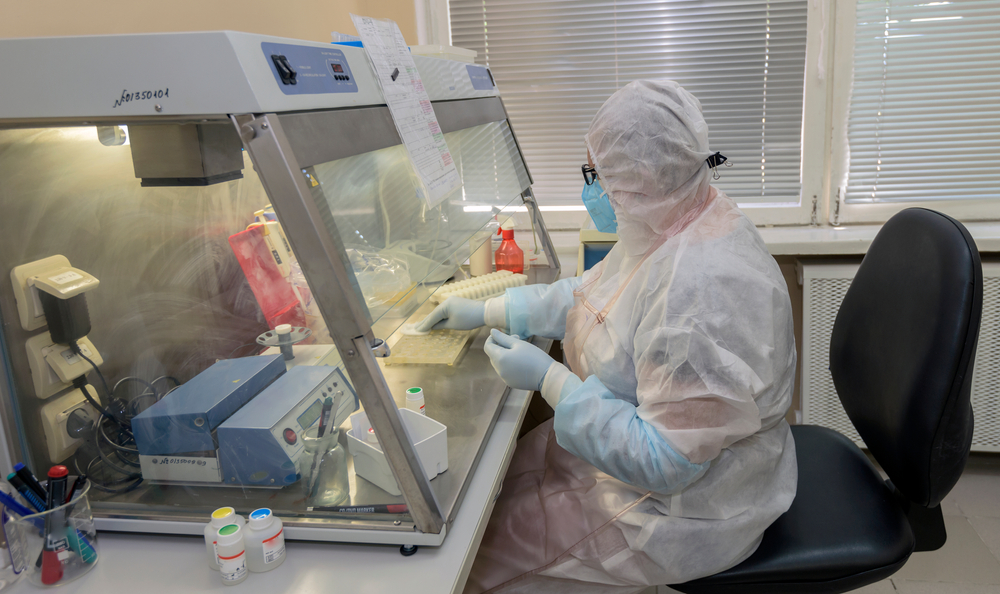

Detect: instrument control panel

[262,42,359,95]
[217,366,358,485]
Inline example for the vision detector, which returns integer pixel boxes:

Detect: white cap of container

[248,508,275,531]
[276,324,292,335]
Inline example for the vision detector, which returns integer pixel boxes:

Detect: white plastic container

[469,233,493,276]
[405,387,426,416]
[347,409,448,496]
[204,507,246,569]
[243,508,286,573]
[216,524,248,586]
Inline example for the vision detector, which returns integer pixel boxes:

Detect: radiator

[800,261,1000,452]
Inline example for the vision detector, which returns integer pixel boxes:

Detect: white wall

[1,0,418,44]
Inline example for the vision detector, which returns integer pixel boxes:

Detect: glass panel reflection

[0,125,407,523]
[303,119,530,331]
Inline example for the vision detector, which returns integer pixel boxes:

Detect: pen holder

[301,427,350,508]
[2,480,98,587]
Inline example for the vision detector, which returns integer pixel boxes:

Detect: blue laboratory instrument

[217,366,358,486]
[132,354,357,486]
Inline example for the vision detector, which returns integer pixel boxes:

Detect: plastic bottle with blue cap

[243,508,285,572]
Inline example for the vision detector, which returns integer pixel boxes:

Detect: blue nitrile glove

[483,329,555,392]
[416,297,486,332]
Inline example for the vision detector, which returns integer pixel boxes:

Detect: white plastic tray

[346,409,448,496]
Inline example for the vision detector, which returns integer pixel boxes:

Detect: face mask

[581,179,618,234]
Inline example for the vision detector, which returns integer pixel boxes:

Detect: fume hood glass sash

[235,112,446,536]
[275,98,533,337]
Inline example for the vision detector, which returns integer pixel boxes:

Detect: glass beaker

[300,428,350,508]
[2,480,98,587]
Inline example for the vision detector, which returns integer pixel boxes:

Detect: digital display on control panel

[297,398,323,429]
[331,63,344,73]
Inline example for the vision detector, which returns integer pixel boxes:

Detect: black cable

[73,438,143,495]
[82,453,143,495]
[90,416,141,478]
[112,449,141,468]
[69,341,112,404]
[65,343,189,494]
[89,478,143,495]
[111,376,162,422]
[71,376,121,426]
[100,420,138,454]
[151,376,180,389]
[112,377,157,402]
[128,393,158,416]
[74,452,137,487]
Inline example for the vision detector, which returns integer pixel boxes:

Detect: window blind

[845,0,1000,204]
[450,0,808,207]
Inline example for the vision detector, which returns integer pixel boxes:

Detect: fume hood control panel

[262,42,358,95]
[0,31,500,124]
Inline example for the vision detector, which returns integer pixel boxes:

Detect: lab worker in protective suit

[417,80,798,594]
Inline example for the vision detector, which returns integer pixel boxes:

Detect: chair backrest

[830,208,982,508]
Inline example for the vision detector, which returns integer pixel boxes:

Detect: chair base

[891,488,946,552]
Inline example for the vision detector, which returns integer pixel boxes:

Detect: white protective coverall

[464,80,798,593]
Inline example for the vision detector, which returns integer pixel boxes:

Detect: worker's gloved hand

[416,297,486,332]
[483,329,554,392]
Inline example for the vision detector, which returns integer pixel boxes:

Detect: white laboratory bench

[5,386,535,594]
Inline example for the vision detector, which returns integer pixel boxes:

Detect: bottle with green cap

[405,387,426,416]
[216,523,248,585]
[204,507,246,569]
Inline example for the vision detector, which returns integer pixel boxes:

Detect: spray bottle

[494,220,524,274]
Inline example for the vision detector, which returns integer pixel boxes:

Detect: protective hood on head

[585,80,715,254]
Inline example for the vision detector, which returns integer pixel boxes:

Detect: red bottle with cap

[494,221,524,274]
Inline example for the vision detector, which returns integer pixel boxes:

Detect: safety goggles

[581,164,598,186]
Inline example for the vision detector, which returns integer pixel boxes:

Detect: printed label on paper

[351,14,462,208]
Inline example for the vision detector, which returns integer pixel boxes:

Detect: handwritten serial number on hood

[113,88,169,108]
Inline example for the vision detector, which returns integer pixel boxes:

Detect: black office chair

[674,208,983,594]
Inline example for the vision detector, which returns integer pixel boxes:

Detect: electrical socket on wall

[26,333,103,399]
[39,387,98,462]
[10,255,71,332]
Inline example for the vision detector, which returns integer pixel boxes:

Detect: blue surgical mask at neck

[581,179,618,234]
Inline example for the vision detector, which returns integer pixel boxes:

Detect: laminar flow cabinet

[0,31,559,546]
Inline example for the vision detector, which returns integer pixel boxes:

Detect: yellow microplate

[385,329,477,366]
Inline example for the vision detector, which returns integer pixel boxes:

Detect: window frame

[445,0,829,228]
[826,0,1000,226]
[739,0,831,227]
[441,0,1000,230]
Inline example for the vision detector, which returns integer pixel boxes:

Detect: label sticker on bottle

[220,551,246,582]
[262,529,285,564]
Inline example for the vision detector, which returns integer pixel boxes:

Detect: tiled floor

[648,454,1000,594]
